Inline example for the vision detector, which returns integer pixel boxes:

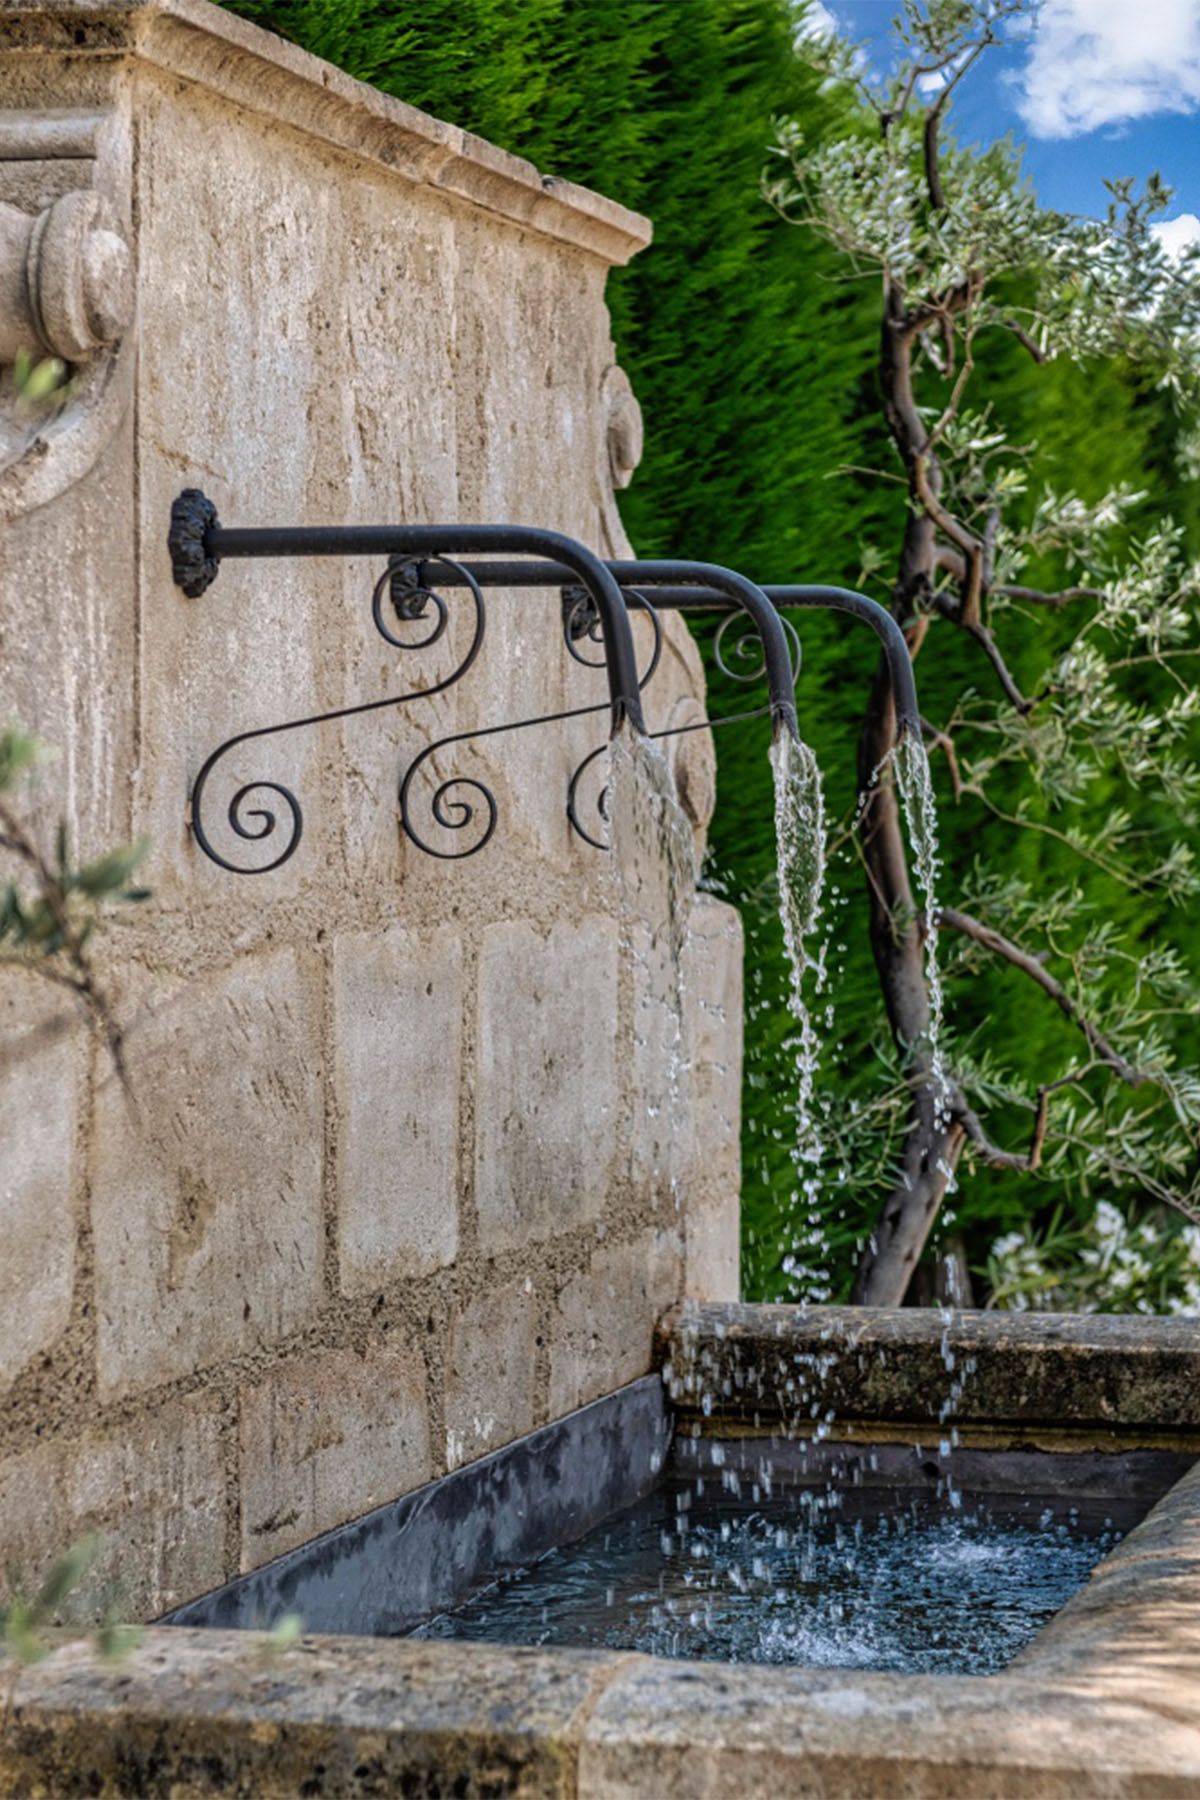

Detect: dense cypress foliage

[223,0,1198,1298]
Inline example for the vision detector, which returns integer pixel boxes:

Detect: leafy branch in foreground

[1,1539,142,1666]
[768,0,1200,1303]
[0,727,148,1084]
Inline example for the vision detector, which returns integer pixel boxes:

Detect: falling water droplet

[893,732,949,1116]
[769,730,831,1303]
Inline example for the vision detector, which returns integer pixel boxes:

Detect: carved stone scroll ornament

[597,362,644,559]
[0,189,135,520]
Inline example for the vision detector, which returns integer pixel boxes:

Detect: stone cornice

[0,0,654,266]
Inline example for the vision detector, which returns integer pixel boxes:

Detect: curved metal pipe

[169,495,646,737]
[418,556,800,741]
[605,561,799,741]
[412,559,917,739]
[650,584,920,740]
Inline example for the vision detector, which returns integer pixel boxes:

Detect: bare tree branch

[922,35,993,212]
[934,906,1146,1084]
[912,454,978,555]
[962,620,1033,711]
[993,583,1105,608]
[1001,318,1049,363]
[920,716,963,800]
[959,1088,1051,1171]
[933,543,966,578]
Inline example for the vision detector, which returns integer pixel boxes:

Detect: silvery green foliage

[771,0,1200,1274]
[987,1202,1200,1315]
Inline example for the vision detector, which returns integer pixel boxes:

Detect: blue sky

[810,0,1200,244]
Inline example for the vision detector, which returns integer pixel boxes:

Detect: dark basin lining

[164,1374,670,1635]
[164,1372,1191,1642]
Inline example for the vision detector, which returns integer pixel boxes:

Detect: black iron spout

[773,588,919,738]
[411,560,917,741]
[415,556,800,740]
[608,562,799,741]
[168,490,646,737]
[640,584,920,741]
[570,582,918,739]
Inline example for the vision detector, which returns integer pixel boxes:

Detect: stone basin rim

[4,1303,1200,1794]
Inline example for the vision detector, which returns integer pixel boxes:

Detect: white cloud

[1015,0,1200,139]
[796,0,837,41]
[1152,213,1200,259]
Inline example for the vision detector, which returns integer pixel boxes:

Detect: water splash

[892,731,949,1115]
[606,722,697,1211]
[608,720,697,964]
[769,730,830,1302]
[414,1469,1131,1675]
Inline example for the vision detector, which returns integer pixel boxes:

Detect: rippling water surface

[411,1474,1130,1674]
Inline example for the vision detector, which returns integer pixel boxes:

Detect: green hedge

[223,0,1198,1298]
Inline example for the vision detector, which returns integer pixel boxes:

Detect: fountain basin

[4,1304,1200,1795]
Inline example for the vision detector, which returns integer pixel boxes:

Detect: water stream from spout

[607,721,698,1214]
[892,731,949,1117]
[769,729,831,1303]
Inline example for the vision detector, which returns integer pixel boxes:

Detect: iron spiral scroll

[398,590,664,860]
[565,590,802,852]
[172,491,923,875]
[189,559,485,874]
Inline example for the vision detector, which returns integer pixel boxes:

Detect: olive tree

[768,0,1200,1305]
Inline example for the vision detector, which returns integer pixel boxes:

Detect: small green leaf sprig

[0,727,149,1084]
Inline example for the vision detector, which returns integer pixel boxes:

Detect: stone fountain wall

[0,0,742,1619]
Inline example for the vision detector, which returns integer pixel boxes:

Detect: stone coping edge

[659,1300,1200,1441]
[3,1615,1199,1795]
[0,0,653,265]
[4,1345,1200,1793]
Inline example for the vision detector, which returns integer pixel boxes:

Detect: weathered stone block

[680,898,742,1298]
[239,1339,431,1567]
[443,1280,536,1470]
[334,925,463,1293]
[92,949,323,1399]
[0,1394,224,1622]
[0,975,77,1387]
[629,918,688,1213]
[548,1230,681,1417]
[475,917,619,1253]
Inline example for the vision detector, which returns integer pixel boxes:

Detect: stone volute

[601,362,644,491]
[0,189,133,366]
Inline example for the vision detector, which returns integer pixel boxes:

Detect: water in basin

[410,1466,1132,1675]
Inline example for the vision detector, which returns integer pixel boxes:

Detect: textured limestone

[679,898,742,1299]
[1017,1454,1200,1680]
[4,1594,1200,1798]
[0,1395,224,1621]
[628,917,687,1213]
[549,1230,682,1415]
[238,1340,431,1567]
[0,1633,613,1799]
[0,188,133,362]
[2,1317,1200,1793]
[442,1280,538,1470]
[475,916,620,1254]
[660,1302,1200,1444]
[577,1657,1200,1798]
[0,976,78,1388]
[91,949,324,1400]
[0,0,724,1618]
[333,924,463,1292]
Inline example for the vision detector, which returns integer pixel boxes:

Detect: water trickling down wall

[0,0,742,1619]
